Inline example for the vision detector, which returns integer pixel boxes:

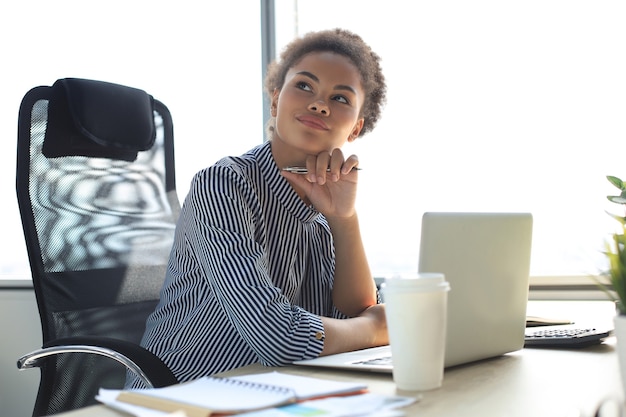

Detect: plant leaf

[607,196,626,205]
[606,211,626,225]
[607,175,624,190]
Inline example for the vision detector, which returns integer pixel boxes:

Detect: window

[0,1,262,279]
[2,1,625,289]
[274,0,626,283]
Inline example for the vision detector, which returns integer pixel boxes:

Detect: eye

[296,81,312,92]
[332,95,349,104]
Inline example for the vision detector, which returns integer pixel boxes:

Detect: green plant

[602,175,626,315]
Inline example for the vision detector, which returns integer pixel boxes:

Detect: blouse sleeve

[183,165,325,365]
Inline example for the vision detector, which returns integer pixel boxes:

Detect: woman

[131,28,388,386]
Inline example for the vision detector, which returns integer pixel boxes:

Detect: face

[271,51,365,164]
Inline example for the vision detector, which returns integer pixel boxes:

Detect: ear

[271,89,280,117]
[349,118,365,142]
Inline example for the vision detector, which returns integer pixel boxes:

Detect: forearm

[319,305,388,355]
[327,213,377,317]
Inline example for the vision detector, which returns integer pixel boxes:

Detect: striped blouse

[132,141,349,386]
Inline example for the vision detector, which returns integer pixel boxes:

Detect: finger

[341,154,360,175]
[328,149,345,181]
[314,152,332,185]
[305,154,318,183]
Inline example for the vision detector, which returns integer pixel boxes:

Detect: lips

[296,114,329,131]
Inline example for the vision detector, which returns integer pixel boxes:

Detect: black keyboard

[524,327,611,348]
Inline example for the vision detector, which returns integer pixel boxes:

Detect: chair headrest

[42,78,156,161]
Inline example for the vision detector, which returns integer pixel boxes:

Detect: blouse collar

[255,141,322,223]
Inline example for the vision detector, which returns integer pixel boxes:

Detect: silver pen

[282,166,362,174]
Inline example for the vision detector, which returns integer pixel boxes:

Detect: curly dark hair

[265,28,386,138]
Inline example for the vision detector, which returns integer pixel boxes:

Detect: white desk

[52,301,624,417]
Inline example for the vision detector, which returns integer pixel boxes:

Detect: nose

[308,100,329,115]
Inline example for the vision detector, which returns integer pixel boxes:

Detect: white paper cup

[381,272,450,391]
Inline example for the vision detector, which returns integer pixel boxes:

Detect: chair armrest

[17,336,178,388]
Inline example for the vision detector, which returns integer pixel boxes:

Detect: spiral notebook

[97,371,367,417]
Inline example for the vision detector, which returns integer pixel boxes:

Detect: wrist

[325,211,358,227]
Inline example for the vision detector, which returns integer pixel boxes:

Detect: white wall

[0,282,41,417]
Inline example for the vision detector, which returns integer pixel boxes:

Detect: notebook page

[229,371,368,400]
[114,376,296,414]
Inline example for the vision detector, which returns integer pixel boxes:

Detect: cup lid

[382,272,450,291]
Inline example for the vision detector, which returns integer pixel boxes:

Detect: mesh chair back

[16,79,179,416]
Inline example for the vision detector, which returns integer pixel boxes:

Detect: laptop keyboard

[354,356,393,366]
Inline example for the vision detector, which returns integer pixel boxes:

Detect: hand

[283,148,360,218]
[358,304,389,347]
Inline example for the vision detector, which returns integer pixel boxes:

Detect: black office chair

[15,78,180,416]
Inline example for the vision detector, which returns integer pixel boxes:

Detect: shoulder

[186,144,273,211]
[192,146,264,189]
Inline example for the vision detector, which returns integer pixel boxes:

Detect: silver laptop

[294,212,533,372]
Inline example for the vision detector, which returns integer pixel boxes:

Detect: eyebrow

[296,71,358,95]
